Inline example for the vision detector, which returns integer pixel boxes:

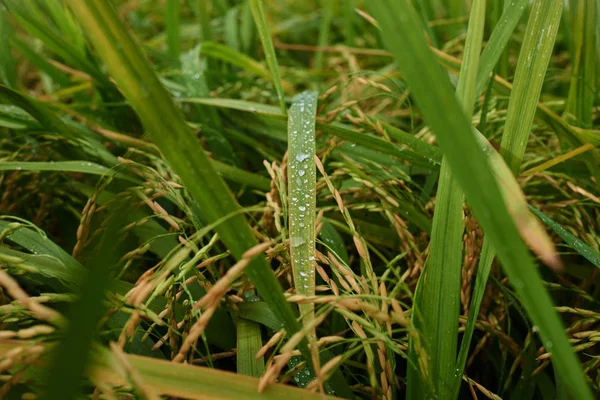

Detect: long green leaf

[288,91,318,325]
[166,0,181,61]
[249,0,287,114]
[368,1,593,399]
[475,0,529,95]
[408,1,486,398]
[64,0,308,367]
[564,0,597,128]
[44,214,126,400]
[529,206,600,269]
[0,341,337,400]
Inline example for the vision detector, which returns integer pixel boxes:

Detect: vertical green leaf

[408,1,486,398]
[500,0,564,173]
[249,0,286,114]
[236,318,265,377]
[0,7,17,88]
[288,91,318,325]
[167,0,181,61]
[368,1,593,399]
[314,0,335,69]
[565,0,597,128]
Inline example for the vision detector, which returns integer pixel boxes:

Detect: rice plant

[0,1,598,399]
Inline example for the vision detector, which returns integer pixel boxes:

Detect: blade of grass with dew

[314,0,334,69]
[529,206,600,270]
[564,0,596,128]
[0,161,138,183]
[288,91,318,326]
[249,0,287,114]
[166,0,181,61]
[0,85,117,166]
[408,1,486,397]
[236,317,265,377]
[64,0,311,369]
[368,2,593,399]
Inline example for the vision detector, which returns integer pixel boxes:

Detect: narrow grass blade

[0,161,135,182]
[529,206,600,269]
[0,8,17,88]
[44,213,126,400]
[200,41,272,79]
[65,0,308,366]
[195,0,213,42]
[249,0,287,114]
[166,0,181,61]
[368,2,593,399]
[4,1,111,88]
[236,318,265,377]
[500,0,564,173]
[408,1,486,397]
[0,85,117,165]
[522,143,596,177]
[342,0,356,46]
[564,0,597,128]
[288,91,318,325]
[475,0,529,95]
[314,0,335,69]
[0,341,337,399]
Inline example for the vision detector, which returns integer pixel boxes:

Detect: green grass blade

[0,85,117,166]
[236,318,265,377]
[200,41,272,79]
[475,0,529,95]
[456,5,579,388]
[166,0,181,61]
[65,0,308,366]
[0,160,136,182]
[5,1,111,88]
[0,341,336,400]
[342,0,356,46]
[249,0,287,114]
[195,0,213,42]
[368,2,593,399]
[314,0,335,69]
[0,8,17,88]
[529,206,600,269]
[288,91,318,325]
[44,215,126,400]
[500,0,564,173]
[564,0,597,128]
[408,1,486,397]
